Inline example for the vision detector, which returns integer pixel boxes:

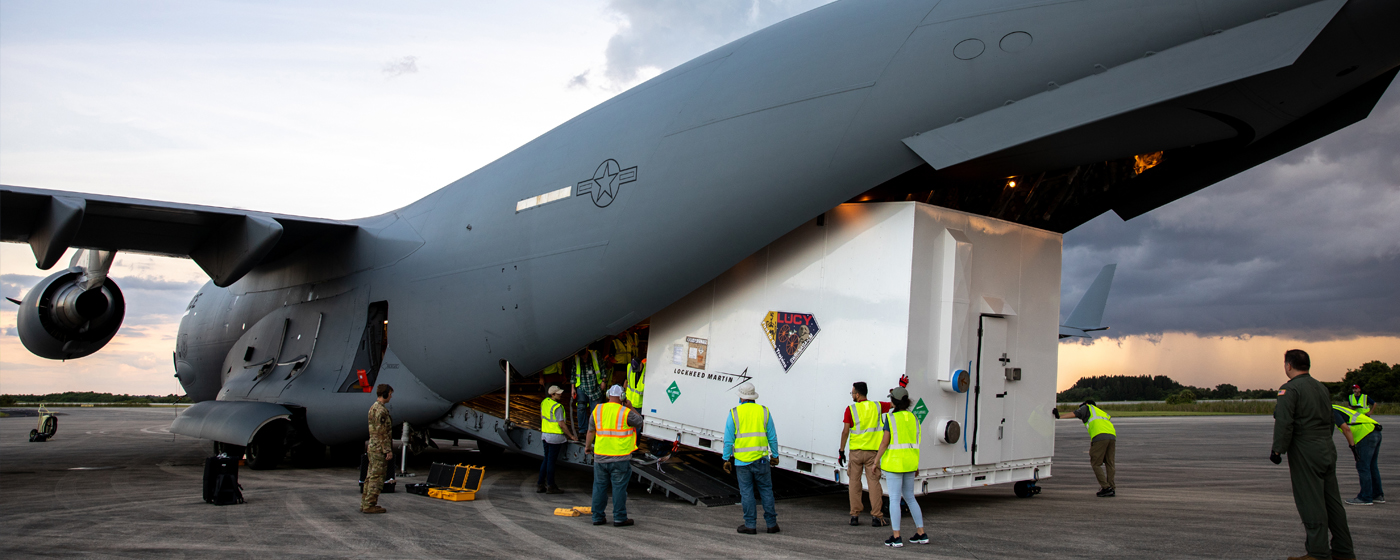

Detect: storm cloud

[1062,82,1400,342]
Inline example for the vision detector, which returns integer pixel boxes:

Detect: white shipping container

[641,202,1062,495]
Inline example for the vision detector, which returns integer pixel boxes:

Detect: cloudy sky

[2,1,1397,395]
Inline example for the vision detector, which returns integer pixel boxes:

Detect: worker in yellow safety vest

[1055,399,1117,497]
[723,382,780,534]
[585,385,642,526]
[875,387,926,548]
[610,331,640,386]
[1348,385,1371,416]
[1332,404,1384,505]
[537,385,578,494]
[571,349,606,433]
[625,359,646,409]
[839,381,891,527]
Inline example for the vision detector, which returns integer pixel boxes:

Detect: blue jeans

[538,441,563,487]
[736,460,778,529]
[883,470,924,533]
[576,395,600,434]
[1354,431,1383,502]
[591,459,631,523]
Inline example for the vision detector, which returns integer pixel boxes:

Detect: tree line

[0,392,184,406]
[1058,360,1399,404]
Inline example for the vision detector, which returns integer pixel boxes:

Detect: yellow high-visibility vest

[571,352,605,391]
[626,360,645,409]
[1349,393,1371,415]
[541,398,565,435]
[591,402,636,457]
[847,400,882,451]
[880,410,920,473]
[1333,404,1380,443]
[611,332,638,365]
[1086,405,1116,439]
[730,402,772,463]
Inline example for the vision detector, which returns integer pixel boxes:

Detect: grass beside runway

[1056,401,1399,416]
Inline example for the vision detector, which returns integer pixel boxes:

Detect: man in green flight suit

[1271,350,1354,560]
[361,384,394,514]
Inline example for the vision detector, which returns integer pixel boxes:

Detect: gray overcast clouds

[599,0,833,85]
[1061,84,1400,342]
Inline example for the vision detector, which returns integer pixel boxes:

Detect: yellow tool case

[424,463,485,502]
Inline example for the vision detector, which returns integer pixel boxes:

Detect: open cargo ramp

[428,388,842,506]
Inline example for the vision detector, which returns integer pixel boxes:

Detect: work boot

[360,505,387,514]
[766,525,781,534]
[849,516,860,526]
[536,484,547,493]
[871,517,887,527]
[1096,487,1116,498]
[593,518,608,526]
[737,525,757,535]
[546,486,564,494]
[613,519,634,527]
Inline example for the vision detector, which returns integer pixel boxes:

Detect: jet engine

[16,266,126,360]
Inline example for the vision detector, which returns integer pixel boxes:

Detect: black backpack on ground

[358,453,397,493]
[203,455,245,505]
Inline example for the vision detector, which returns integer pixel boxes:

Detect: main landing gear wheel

[1014,480,1041,498]
[245,423,287,470]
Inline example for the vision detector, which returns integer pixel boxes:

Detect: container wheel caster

[1014,480,1040,498]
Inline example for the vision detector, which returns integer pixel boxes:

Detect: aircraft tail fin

[1064,264,1116,329]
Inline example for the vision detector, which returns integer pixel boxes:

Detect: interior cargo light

[1007,180,1017,188]
[1134,151,1164,174]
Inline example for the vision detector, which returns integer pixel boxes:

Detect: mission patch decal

[761,311,820,372]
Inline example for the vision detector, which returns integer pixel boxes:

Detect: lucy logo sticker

[575,159,637,208]
[761,311,820,372]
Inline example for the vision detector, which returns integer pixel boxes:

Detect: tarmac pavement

[1,408,1395,558]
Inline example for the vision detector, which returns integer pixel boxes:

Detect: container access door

[973,315,1008,465]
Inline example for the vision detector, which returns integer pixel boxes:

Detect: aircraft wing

[902,0,1347,171]
[0,184,356,287]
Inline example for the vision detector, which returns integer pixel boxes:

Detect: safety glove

[838,449,846,467]
[1350,445,1359,461]
[899,374,909,388]
[723,460,734,475]
[770,456,780,467]
[1052,408,1061,419]
[1269,451,1282,465]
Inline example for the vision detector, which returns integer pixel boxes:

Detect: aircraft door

[973,315,1007,465]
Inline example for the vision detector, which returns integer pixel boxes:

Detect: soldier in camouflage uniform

[361,384,394,514]
[1271,350,1354,560]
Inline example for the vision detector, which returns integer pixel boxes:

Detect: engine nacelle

[16,268,126,360]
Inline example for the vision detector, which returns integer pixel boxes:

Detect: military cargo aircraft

[4,0,1398,468]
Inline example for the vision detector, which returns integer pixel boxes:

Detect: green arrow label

[911,398,929,425]
[667,381,682,403]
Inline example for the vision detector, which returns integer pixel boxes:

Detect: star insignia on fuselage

[575,159,637,208]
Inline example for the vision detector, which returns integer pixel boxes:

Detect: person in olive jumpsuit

[1271,349,1354,560]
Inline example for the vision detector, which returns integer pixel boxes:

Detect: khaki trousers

[1089,436,1116,489]
[847,449,885,518]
